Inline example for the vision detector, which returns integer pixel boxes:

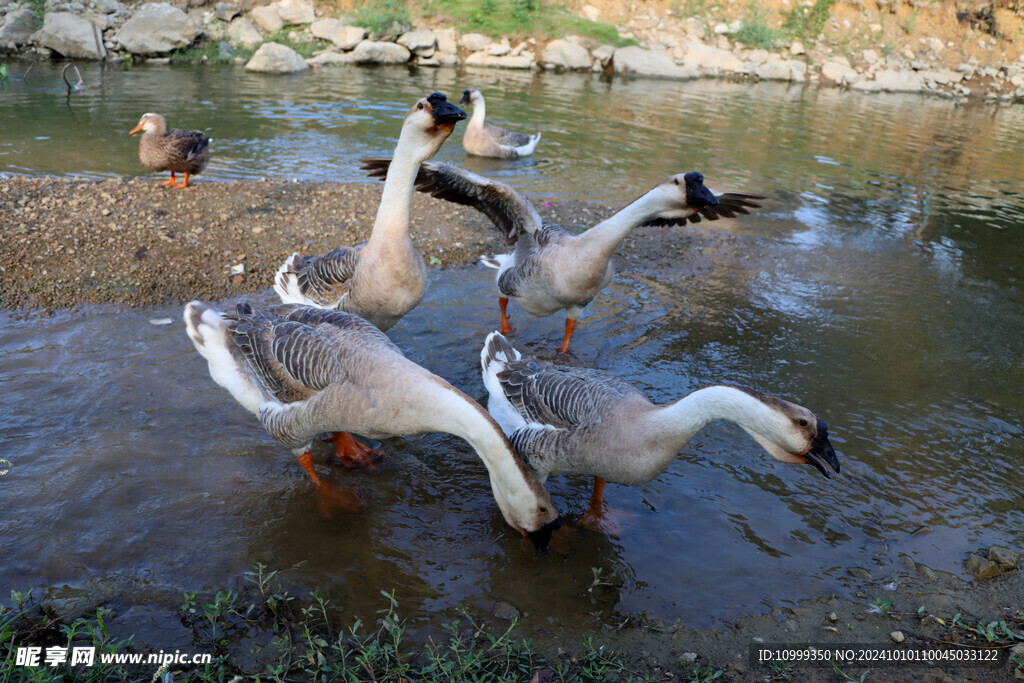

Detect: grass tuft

[426,0,636,46]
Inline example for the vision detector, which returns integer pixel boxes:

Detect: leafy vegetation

[732,1,781,49]
[425,0,636,46]
[781,0,838,41]
[167,29,321,64]
[1,565,683,681]
[352,0,412,34]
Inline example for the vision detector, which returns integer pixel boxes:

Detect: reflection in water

[1,65,1023,638]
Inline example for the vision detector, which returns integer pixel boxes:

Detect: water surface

[1,64,1022,639]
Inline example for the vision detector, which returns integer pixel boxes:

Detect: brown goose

[129,112,210,188]
[184,302,561,548]
[481,332,839,524]
[274,93,466,331]
[460,88,540,159]
[362,160,764,353]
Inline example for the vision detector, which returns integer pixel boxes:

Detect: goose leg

[325,431,385,469]
[159,172,178,187]
[175,172,192,188]
[498,297,515,334]
[587,476,606,516]
[556,318,577,355]
[578,476,630,535]
[296,451,365,511]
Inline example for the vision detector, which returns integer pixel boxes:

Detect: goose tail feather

[274,252,311,305]
[184,301,264,416]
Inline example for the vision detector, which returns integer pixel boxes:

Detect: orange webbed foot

[325,432,386,469]
[313,481,367,513]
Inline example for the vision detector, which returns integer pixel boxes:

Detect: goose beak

[427,92,467,125]
[459,90,471,107]
[803,418,840,478]
[683,171,719,208]
[525,517,562,551]
[129,123,144,136]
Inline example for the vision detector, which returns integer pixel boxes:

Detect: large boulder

[310,19,364,49]
[613,46,696,79]
[248,5,282,34]
[114,3,202,55]
[351,40,410,64]
[226,16,261,47]
[464,51,533,69]
[459,32,487,52]
[245,41,308,72]
[542,39,591,70]
[31,12,106,60]
[755,57,807,82]
[821,57,860,86]
[0,8,38,49]
[273,0,314,25]
[684,42,745,75]
[305,50,356,66]
[871,68,925,92]
[397,29,435,56]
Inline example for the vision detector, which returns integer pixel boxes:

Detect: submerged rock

[965,553,1001,580]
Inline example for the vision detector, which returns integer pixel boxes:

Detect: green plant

[426,0,635,45]
[782,0,837,40]
[868,596,893,615]
[733,1,780,49]
[687,661,724,681]
[900,7,918,34]
[352,0,411,34]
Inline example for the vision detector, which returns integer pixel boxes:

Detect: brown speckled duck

[129,112,210,188]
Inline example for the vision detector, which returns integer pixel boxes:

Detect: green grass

[782,0,838,40]
[352,0,412,34]
[426,0,636,46]
[1,565,675,681]
[732,1,781,49]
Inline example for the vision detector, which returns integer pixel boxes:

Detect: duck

[184,302,561,548]
[274,93,466,331]
[361,160,764,353]
[459,88,541,159]
[129,112,210,188]
[481,332,839,524]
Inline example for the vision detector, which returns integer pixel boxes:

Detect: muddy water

[2,64,1023,640]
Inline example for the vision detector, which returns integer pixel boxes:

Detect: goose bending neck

[421,382,539,497]
[585,188,671,255]
[645,385,778,455]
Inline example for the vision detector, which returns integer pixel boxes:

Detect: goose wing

[497,360,641,429]
[362,158,541,243]
[640,192,766,227]
[484,124,532,148]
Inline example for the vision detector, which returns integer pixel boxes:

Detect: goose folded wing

[498,362,635,429]
[485,125,531,147]
[361,158,541,243]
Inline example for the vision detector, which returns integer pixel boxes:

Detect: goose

[459,88,541,159]
[274,93,466,331]
[480,332,839,523]
[129,112,210,188]
[362,160,764,353]
[184,302,561,548]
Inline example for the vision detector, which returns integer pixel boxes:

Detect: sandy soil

[3,174,1021,680]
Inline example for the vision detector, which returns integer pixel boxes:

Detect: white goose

[274,92,466,331]
[184,302,561,547]
[459,88,541,159]
[481,332,839,523]
[362,161,764,353]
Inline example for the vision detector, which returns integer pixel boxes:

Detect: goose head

[459,87,482,107]
[728,386,840,478]
[400,92,466,163]
[129,112,167,136]
[488,468,562,550]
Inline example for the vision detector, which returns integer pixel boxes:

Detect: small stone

[493,601,520,621]
[965,554,1002,580]
[847,567,871,580]
[828,611,838,623]
[988,546,1020,571]
[679,652,697,663]
[890,630,905,643]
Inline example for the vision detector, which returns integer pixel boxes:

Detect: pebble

[890,630,905,643]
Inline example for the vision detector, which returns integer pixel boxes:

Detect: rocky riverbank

[1,0,1023,101]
